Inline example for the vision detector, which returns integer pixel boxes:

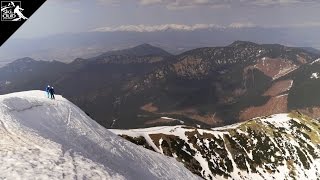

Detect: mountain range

[1,26,320,63]
[1,41,320,129]
[1,41,320,179]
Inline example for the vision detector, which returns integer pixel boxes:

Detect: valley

[0,41,320,129]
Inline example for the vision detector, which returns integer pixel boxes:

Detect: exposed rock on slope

[111,112,320,180]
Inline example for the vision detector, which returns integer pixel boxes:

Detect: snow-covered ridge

[310,58,320,65]
[111,113,320,180]
[91,23,256,33]
[0,90,199,179]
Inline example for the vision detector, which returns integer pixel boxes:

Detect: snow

[260,114,292,129]
[179,120,185,124]
[276,93,288,98]
[161,116,184,124]
[112,113,320,180]
[310,58,320,65]
[193,152,213,179]
[273,65,298,80]
[211,122,243,131]
[310,72,319,79]
[161,117,176,120]
[112,126,226,179]
[0,90,199,180]
[158,138,164,153]
[288,80,293,91]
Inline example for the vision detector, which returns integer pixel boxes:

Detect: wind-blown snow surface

[0,90,199,179]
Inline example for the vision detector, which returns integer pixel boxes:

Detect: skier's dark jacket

[46,86,50,92]
[49,87,55,94]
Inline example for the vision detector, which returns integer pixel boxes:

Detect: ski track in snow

[0,90,199,180]
[67,106,71,126]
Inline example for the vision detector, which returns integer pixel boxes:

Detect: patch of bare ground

[251,57,298,80]
[144,118,175,125]
[297,107,320,119]
[161,108,224,126]
[263,80,293,96]
[296,54,308,64]
[239,76,295,121]
[141,103,158,112]
[141,104,224,126]
[149,134,178,148]
[239,95,288,121]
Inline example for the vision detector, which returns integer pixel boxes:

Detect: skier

[49,86,55,99]
[45,85,50,98]
[12,5,28,21]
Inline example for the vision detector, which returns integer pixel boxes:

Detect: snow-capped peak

[0,90,199,179]
[92,24,223,32]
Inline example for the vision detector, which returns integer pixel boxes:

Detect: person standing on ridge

[49,86,55,99]
[45,85,50,98]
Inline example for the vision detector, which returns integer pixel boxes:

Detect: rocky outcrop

[111,112,320,180]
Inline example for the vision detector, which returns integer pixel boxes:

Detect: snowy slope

[111,113,320,180]
[0,90,199,179]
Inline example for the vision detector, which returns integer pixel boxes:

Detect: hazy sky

[13,0,320,38]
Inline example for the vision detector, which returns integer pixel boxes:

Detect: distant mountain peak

[96,43,172,59]
[4,57,38,69]
[118,43,172,57]
[12,57,37,63]
[7,57,64,67]
[228,40,260,47]
[300,47,320,55]
[134,43,154,48]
